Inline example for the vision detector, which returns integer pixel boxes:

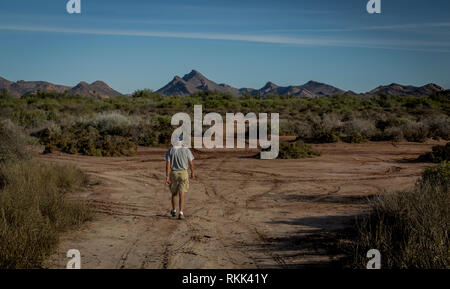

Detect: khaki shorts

[169,170,189,194]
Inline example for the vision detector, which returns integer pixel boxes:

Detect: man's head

[175,133,184,147]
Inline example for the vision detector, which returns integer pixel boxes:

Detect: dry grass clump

[0,122,92,268]
[0,161,92,268]
[0,119,30,162]
[352,162,449,268]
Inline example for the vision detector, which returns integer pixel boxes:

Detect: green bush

[419,162,449,189]
[151,115,172,145]
[418,143,450,163]
[343,133,368,143]
[38,123,137,157]
[132,89,159,98]
[277,141,322,159]
[352,162,449,268]
[12,109,48,128]
[128,122,159,146]
[34,110,173,156]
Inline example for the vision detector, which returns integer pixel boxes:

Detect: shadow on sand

[250,214,361,268]
[278,194,376,205]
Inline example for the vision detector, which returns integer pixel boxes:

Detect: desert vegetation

[0,90,448,157]
[350,162,449,268]
[418,143,450,163]
[277,141,321,159]
[0,120,92,268]
[1,88,448,269]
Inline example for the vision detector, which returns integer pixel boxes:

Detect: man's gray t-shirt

[165,146,194,171]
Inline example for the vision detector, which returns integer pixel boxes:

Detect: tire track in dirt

[193,161,290,267]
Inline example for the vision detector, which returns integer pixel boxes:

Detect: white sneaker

[178,211,184,220]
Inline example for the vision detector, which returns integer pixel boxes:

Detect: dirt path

[41,141,441,268]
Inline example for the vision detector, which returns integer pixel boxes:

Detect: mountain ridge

[363,83,445,97]
[0,71,445,98]
[0,78,122,98]
[157,70,241,96]
[157,70,443,97]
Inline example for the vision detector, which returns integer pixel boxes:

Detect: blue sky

[0,0,449,93]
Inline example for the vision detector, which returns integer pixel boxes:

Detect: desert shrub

[128,121,159,146]
[277,141,321,159]
[400,121,429,142]
[424,114,450,140]
[343,133,368,143]
[38,122,137,157]
[99,135,137,157]
[383,126,404,142]
[287,120,313,139]
[132,89,159,98]
[1,91,449,145]
[418,143,450,163]
[0,160,92,268]
[152,115,172,145]
[124,116,170,147]
[34,111,171,155]
[0,119,30,162]
[352,162,449,268]
[91,111,132,135]
[12,109,50,128]
[322,113,342,130]
[0,88,11,99]
[419,161,449,189]
[309,114,343,143]
[342,119,377,143]
[381,117,409,130]
[314,130,341,143]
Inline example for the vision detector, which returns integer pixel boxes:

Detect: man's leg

[171,193,177,211]
[178,191,185,212]
[178,171,188,219]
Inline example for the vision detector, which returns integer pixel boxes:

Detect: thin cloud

[1,25,449,52]
[365,22,450,30]
[265,22,450,33]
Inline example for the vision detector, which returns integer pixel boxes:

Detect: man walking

[165,135,195,219]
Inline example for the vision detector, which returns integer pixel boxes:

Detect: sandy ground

[40,141,441,269]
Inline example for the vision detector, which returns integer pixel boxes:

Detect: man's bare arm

[189,161,195,179]
[166,161,171,184]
